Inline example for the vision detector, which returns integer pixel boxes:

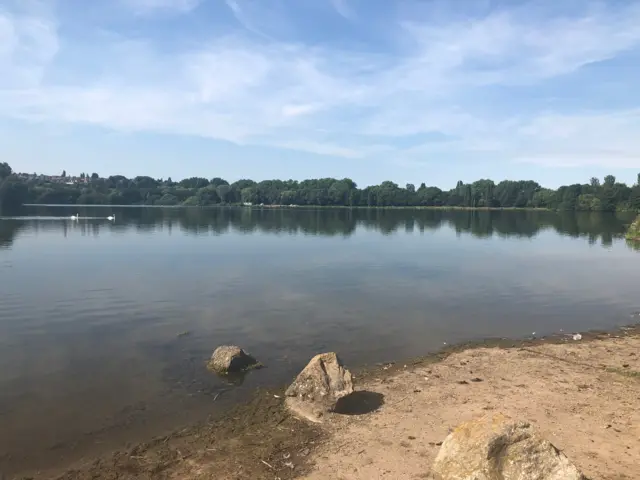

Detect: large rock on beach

[432,413,586,480]
[208,346,259,375]
[285,352,353,423]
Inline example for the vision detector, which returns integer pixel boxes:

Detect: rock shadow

[334,391,385,416]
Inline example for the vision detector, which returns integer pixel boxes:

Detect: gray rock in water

[432,413,586,480]
[208,346,259,375]
[285,352,353,423]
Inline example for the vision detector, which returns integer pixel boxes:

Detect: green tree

[328,179,354,205]
[182,196,200,206]
[210,177,229,188]
[216,184,230,203]
[0,162,12,179]
[0,176,28,208]
[2,166,639,211]
[366,189,376,207]
[180,177,209,188]
[134,176,158,189]
[626,216,640,241]
[156,193,179,206]
[629,186,640,211]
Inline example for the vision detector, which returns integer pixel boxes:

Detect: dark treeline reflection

[1,207,637,249]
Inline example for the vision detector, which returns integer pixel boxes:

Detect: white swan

[70,213,79,220]
[107,214,115,221]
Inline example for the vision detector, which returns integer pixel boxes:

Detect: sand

[303,331,640,480]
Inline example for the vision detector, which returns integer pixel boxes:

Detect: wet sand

[7,326,640,480]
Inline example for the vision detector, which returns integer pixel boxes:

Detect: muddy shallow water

[0,207,638,477]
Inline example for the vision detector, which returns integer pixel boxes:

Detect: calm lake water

[1,206,639,476]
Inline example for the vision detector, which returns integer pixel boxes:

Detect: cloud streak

[1,0,640,169]
[122,0,201,15]
[330,0,354,19]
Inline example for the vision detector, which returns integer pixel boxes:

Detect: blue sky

[1,0,639,188]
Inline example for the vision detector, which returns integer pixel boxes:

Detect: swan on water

[70,213,79,220]
[107,214,115,221]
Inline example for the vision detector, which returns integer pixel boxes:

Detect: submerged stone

[208,346,260,375]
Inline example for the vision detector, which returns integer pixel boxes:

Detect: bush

[626,216,640,241]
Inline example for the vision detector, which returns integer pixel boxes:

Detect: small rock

[470,377,483,383]
[457,380,469,385]
[207,346,260,375]
[432,413,586,480]
[285,352,353,423]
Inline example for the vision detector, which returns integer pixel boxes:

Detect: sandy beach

[303,330,640,480]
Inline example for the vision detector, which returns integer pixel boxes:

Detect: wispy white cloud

[281,103,323,118]
[512,110,640,168]
[0,3,58,89]
[224,0,256,33]
[330,0,354,19]
[122,0,201,15]
[273,140,364,159]
[223,0,282,39]
[1,0,640,169]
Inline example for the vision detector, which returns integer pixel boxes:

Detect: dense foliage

[1,162,639,211]
[627,215,640,241]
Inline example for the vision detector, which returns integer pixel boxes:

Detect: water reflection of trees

[108,209,639,247]
[0,220,21,248]
[1,207,636,248]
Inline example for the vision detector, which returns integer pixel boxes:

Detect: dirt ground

[44,387,323,480]
[19,328,640,480]
[303,329,640,480]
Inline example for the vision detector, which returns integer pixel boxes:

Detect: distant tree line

[1,162,639,211]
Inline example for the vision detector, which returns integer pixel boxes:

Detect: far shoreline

[20,203,640,213]
[17,203,586,211]
[23,203,550,210]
